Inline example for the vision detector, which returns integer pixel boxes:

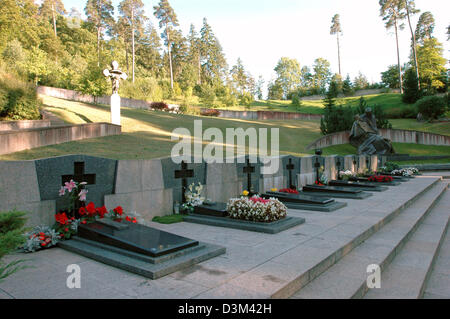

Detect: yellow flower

[242,190,249,196]
[271,188,278,192]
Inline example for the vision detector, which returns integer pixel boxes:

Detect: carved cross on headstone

[243,159,255,192]
[175,161,194,203]
[286,158,296,190]
[336,157,342,180]
[62,162,96,186]
[314,149,322,184]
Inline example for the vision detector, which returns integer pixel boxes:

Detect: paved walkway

[0,176,444,299]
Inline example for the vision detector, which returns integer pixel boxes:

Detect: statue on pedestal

[103,61,127,125]
[349,107,395,155]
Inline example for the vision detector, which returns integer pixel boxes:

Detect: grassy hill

[1,95,449,162]
[206,93,410,116]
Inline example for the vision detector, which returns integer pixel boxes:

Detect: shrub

[239,92,254,107]
[291,94,302,107]
[120,77,163,102]
[150,101,169,111]
[0,210,28,281]
[200,109,220,117]
[416,96,446,120]
[0,68,41,120]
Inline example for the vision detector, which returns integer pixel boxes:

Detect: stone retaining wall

[307,129,450,150]
[0,120,52,131]
[0,122,121,155]
[37,85,152,110]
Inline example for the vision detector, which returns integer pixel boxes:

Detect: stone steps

[364,186,450,299]
[58,237,225,280]
[289,180,449,299]
[192,176,441,299]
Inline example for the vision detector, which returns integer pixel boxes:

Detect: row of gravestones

[0,154,383,227]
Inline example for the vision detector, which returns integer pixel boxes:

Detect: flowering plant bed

[367,175,394,183]
[227,195,287,223]
[279,188,299,194]
[200,109,220,117]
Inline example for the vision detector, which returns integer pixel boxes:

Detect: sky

[62,0,450,87]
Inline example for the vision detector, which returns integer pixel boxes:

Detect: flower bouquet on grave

[226,195,287,223]
[23,226,61,253]
[367,175,394,183]
[315,166,329,186]
[279,188,300,195]
[58,179,88,218]
[339,170,355,181]
[181,182,205,214]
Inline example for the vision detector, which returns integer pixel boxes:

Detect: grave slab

[183,214,305,234]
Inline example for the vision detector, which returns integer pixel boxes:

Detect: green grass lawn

[1,95,449,161]
[207,93,409,115]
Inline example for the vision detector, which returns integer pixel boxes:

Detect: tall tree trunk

[51,2,57,37]
[131,7,135,83]
[167,27,174,90]
[394,19,403,94]
[406,8,420,90]
[197,54,201,85]
[97,26,101,67]
[337,33,341,75]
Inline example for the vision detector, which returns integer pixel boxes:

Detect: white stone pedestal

[110,93,121,126]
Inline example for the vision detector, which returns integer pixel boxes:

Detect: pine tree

[402,67,421,103]
[153,0,179,90]
[119,0,147,83]
[379,0,406,93]
[39,0,66,37]
[85,0,115,66]
[330,14,343,76]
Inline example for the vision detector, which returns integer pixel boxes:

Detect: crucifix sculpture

[103,61,127,125]
[314,149,322,184]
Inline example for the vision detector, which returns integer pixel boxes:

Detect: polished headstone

[264,191,334,205]
[160,157,206,203]
[35,155,117,212]
[235,156,262,194]
[77,221,199,258]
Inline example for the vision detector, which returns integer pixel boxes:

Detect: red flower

[64,228,69,232]
[125,216,131,222]
[81,220,87,224]
[96,206,108,219]
[86,202,96,216]
[279,188,299,194]
[79,207,86,216]
[55,212,69,225]
[315,181,324,186]
[113,206,123,216]
[132,218,137,224]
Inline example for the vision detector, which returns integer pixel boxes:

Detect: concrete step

[289,180,448,299]
[364,186,450,299]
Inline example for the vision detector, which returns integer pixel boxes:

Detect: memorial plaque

[264,191,335,205]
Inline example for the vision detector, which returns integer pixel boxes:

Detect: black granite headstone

[160,157,206,204]
[236,156,262,194]
[35,155,117,212]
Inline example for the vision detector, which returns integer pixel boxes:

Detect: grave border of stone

[183,214,305,234]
